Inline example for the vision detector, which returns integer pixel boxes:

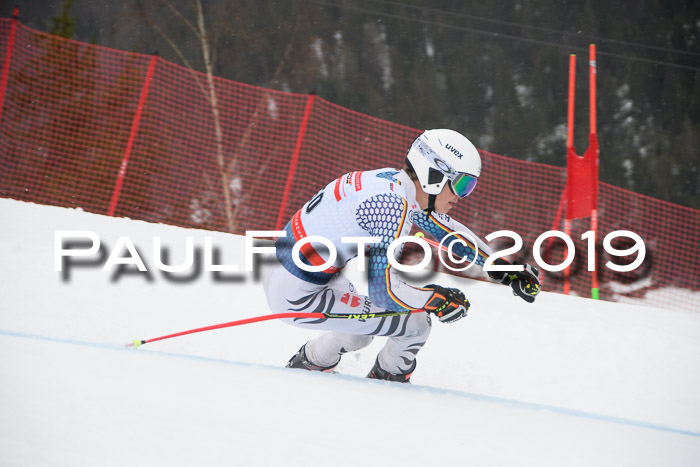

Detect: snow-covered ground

[1,198,699,466]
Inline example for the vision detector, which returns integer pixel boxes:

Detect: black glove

[423,285,470,323]
[488,259,541,303]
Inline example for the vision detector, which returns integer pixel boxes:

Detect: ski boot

[286,344,339,373]
[366,358,415,383]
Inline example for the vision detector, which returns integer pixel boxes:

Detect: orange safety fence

[1,15,698,312]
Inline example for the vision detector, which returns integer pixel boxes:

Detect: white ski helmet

[405,129,481,198]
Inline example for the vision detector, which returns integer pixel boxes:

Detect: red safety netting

[1,17,698,312]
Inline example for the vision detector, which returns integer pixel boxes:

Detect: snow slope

[1,198,699,466]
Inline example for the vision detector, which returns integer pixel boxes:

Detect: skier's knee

[336,333,374,352]
[405,312,432,339]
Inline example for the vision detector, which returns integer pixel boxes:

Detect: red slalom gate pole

[0,7,19,121]
[589,44,600,300]
[564,54,576,295]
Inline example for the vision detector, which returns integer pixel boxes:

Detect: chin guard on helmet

[426,193,437,214]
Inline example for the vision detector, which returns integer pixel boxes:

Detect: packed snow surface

[1,198,699,466]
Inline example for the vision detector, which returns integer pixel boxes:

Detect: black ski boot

[286,344,339,373]
[366,358,415,383]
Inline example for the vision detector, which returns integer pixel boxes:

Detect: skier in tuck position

[261,129,540,382]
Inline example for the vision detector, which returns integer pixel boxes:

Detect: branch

[195,0,235,232]
[137,4,208,97]
[158,0,199,37]
[225,17,301,182]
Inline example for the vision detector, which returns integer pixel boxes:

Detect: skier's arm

[412,211,493,267]
[414,211,541,303]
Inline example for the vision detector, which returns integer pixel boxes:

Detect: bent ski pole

[127,312,320,348]
[127,310,423,349]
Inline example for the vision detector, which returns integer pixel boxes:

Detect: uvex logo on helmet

[445,143,463,159]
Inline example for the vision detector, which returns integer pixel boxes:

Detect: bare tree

[139,0,234,231]
[137,0,304,231]
[138,0,304,231]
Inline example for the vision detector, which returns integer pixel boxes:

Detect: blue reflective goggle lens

[449,173,478,198]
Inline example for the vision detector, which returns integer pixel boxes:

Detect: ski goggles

[448,173,478,198]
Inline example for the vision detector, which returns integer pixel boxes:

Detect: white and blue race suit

[261,168,494,374]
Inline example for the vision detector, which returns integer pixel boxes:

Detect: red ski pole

[127,233,447,349]
[127,312,322,348]
[127,310,423,349]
